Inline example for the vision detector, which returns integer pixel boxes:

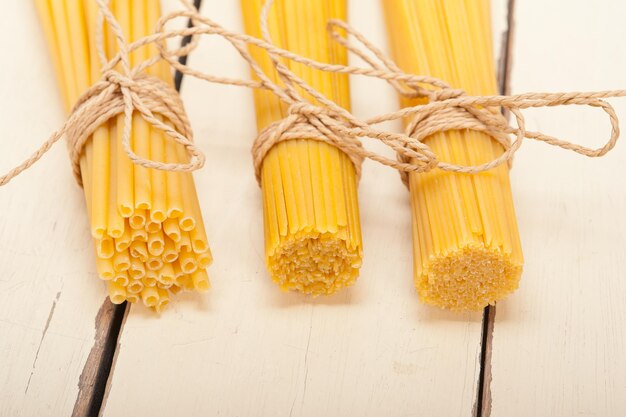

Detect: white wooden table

[1,1,624,416]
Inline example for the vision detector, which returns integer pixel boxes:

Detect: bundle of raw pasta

[241,0,363,295]
[34,0,212,311]
[382,0,523,310]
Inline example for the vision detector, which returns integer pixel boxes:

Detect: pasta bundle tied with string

[32,0,212,311]
[240,0,363,295]
[382,0,523,310]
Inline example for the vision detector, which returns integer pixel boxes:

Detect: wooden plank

[102,1,509,416]
[0,3,112,416]
[0,2,189,416]
[487,0,626,416]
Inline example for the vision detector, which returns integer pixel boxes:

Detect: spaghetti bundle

[241,0,363,295]
[35,0,212,311]
[383,0,523,310]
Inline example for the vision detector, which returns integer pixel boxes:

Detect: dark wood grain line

[476,305,496,417]
[497,0,516,96]
[72,2,203,415]
[98,302,131,416]
[72,302,128,417]
[174,0,203,91]
[476,0,516,416]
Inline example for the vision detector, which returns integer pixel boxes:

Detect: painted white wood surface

[0,3,108,416]
[103,1,508,416]
[0,2,186,417]
[489,0,626,416]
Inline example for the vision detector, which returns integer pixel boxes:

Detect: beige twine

[152,0,626,186]
[0,0,203,187]
[1,0,625,189]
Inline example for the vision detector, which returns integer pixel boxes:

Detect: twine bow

[0,0,203,187]
[326,18,626,185]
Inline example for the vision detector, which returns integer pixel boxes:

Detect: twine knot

[102,70,135,89]
[0,1,204,188]
[252,102,365,184]
[396,86,514,185]
[429,88,465,102]
[64,71,203,185]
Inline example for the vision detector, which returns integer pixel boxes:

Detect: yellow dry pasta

[241,0,363,295]
[382,0,523,310]
[35,0,212,311]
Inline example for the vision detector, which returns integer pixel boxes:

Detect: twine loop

[391,87,626,185]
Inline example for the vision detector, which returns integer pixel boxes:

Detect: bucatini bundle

[241,0,363,295]
[383,0,523,310]
[34,0,212,311]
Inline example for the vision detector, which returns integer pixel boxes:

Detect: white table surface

[0,1,624,416]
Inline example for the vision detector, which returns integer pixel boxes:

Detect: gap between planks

[475,0,516,416]
[70,1,203,416]
[72,302,129,417]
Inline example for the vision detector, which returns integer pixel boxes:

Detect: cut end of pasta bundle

[260,141,363,296]
[415,245,522,311]
[407,144,524,311]
[268,231,362,295]
[102,213,213,312]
